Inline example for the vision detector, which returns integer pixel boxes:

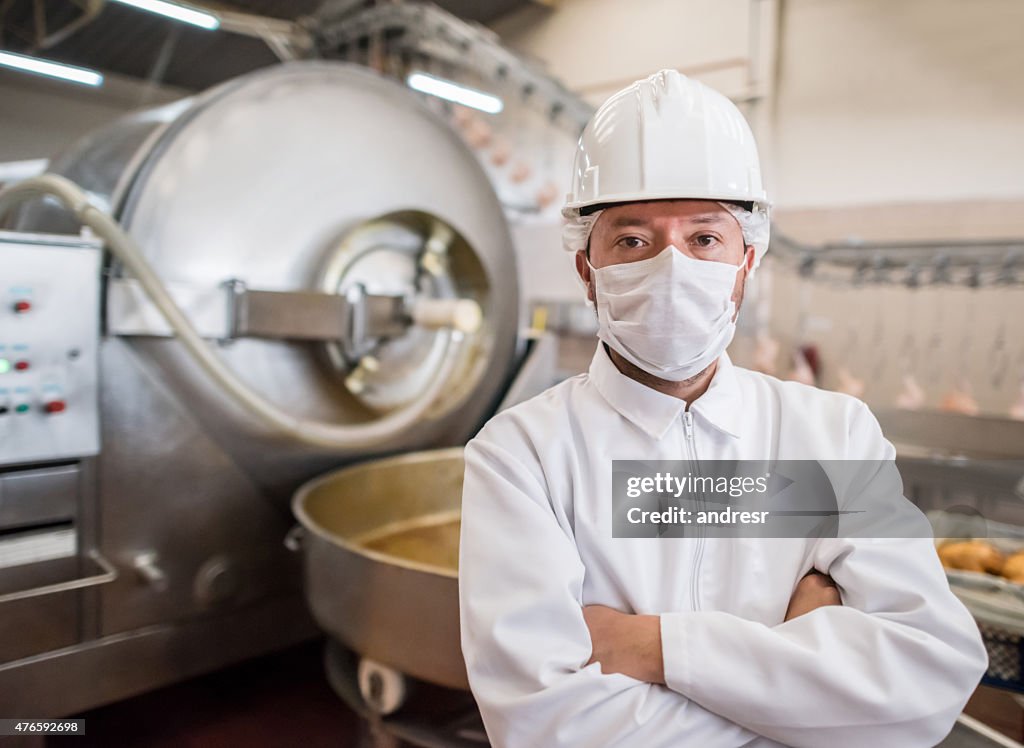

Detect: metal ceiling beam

[313,0,592,133]
[215,7,313,60]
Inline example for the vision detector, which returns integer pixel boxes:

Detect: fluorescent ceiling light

[109,0,220,30]
[0,159,49,183]
[0,51,103,87]
[407,72,503,114]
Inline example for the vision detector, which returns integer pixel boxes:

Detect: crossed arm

[583,571,842,685]
[459,428,987,748]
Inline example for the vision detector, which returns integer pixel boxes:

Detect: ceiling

[0,0,537,91]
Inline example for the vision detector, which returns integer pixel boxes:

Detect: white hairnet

[561,208,603,254]
[718,202,771,269]
[561,201,770,269]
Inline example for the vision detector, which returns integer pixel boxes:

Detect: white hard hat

[562,69,771,265]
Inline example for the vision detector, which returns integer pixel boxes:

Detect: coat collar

[587,343,743,440]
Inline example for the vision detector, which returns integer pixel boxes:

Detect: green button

[15,403,30,413]
[0,358,10,374]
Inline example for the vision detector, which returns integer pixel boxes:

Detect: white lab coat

[458,344,988,748]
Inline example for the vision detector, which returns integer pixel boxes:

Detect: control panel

[0,231,101,466]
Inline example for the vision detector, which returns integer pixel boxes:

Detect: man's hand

[583,605,665,684]
[583,573,840,683]
[785,570,842,621]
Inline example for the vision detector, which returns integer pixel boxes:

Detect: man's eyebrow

[690,214,730,224]
[610,216,651,227]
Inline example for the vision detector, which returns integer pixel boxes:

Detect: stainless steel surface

[0,591,317,716]
[495,333,559,412]
[294,448,467,690]
[0,549,116,605]
[0,233,101,467]
[226,282,433,345]
[0,230,103,683]
[0,554,81,663]
[877,410,1024,460]
[10,100,191,234]
[131,552,168,591]
[877,409,1024,531]
[55,61,515,478]
[110,279,419,344]
[226,285,355,342]
[292,336,558,693]
[1,61,521,714]
[106,277,231,338]
[939,715,1024,748]
[315,209,495,414]
[0,527,76,569]
[0,464,78,528]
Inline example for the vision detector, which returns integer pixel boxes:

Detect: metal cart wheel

[323,640,488,748]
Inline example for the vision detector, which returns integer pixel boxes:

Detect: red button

[14,360,29,371]
[44,400,66,414]
[13,300,31,313]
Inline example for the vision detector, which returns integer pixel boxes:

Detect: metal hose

[0,173,467,450]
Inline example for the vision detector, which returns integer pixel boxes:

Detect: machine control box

[0,231,101,467]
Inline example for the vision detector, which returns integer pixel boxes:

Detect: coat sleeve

[459,432,782,748]
[660,401,989,748]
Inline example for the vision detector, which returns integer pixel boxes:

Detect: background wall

[494,0,1024,214]
[0,70,184,165]
[492,0,762,104]
[773,0,1024,209]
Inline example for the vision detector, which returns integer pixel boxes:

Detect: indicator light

[13,360,29,371]
[0,359,9,374]
[12,300,31,313]
[14,403,30,413]
[44,399,66,414]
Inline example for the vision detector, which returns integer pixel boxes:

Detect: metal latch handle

[0,549,118,605]
[409,297,482,334]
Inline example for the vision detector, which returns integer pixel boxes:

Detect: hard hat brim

[563,191,771,219]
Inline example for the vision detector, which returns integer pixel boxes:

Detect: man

[458,69,987,747]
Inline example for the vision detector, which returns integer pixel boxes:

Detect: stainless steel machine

[0,61,525,716]
[293,448,466,692]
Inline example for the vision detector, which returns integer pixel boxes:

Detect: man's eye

[694,234,720,248]
[619,236,646,249]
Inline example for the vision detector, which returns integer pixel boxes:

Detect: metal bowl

[292,448,467,690]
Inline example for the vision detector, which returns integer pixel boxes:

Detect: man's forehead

[607,213,730,227]
[602,202,733,228]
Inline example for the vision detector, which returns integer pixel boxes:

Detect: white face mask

[588,246,743,381]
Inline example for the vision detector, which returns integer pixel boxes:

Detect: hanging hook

[991,318,1009,390]
[931,253,952,285]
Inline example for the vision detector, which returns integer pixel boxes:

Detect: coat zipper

[684,410,705,611]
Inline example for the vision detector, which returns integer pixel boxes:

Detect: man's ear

[744,245,756,274]
[575,249,595,303]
